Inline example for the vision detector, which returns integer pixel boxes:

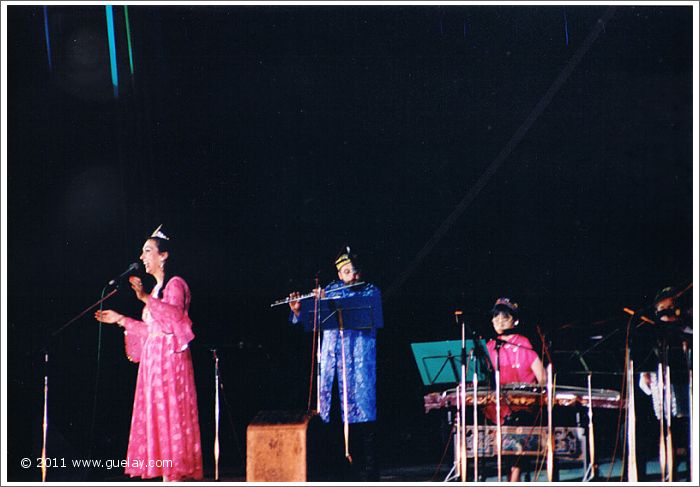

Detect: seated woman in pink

[485,297,545,482]
[95,225,203,482]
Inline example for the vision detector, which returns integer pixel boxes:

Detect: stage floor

[205,458,689,483]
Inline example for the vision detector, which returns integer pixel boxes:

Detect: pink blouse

[485,334,540,424]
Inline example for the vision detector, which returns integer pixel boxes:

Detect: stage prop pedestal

[246,410,323,482]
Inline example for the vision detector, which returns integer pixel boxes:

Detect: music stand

[412,339,489,481]
[298,294,384,332]
[296,293,383,463]
[410,340,488,386]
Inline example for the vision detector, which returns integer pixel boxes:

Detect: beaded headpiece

[150,224,170,241]
[335,246,353,271]
[492,297,519,316]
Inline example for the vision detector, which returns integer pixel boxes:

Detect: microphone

[108,262,140,286]
[535,324,553,365]
[572,350,591,373]
[455,310,494,372]
[497,328,520,336]
[622,307,655,325]
[454,309,477,337]
[454,310,467,366]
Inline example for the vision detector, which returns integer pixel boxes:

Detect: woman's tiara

[150,224,170,240]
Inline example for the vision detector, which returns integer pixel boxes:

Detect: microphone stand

[337,308,352,464]
[197,343,245,468]
[471,350,479,483]
[683,341,692,482]
[311,276,321,413]
[465,320,494,483]
[452,312,494,483]
[443,342,462,481]
[296,274,327,414]
[658,332,674,481]
[41,352,48,483]
[574,351,597,482]
[546,364,554,482]
[40,286,119,482]
[625,316,638,482]
[212,349,220,481]
[536,326,556,482]
[494,339,503,482]
[457,312,467,482]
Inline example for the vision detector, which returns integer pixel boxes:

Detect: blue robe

[292,280,381,423]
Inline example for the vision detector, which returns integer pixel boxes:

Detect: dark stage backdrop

[5,4,694,481]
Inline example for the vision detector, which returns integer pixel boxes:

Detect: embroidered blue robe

[292,280,381,423]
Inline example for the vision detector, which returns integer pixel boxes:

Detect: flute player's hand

[288,292,301,316]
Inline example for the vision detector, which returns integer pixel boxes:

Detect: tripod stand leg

[213,350,220,481]
[444,416,460,482]
[444,464,459,482]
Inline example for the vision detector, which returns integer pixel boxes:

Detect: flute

[270,281,366,307]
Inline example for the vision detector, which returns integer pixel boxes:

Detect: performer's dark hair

[150,236,174,299]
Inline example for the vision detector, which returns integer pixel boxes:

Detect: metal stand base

[444,464,460,482]
[444,416,461,482]
[582,463,596,482]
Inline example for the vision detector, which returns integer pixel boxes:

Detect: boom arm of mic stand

[576,325,622,361]
[578,311,650,361]
[51,288,119,338]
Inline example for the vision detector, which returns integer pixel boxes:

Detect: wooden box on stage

[246,410,323,482]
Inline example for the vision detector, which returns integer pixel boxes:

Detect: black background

[5,4,694,481]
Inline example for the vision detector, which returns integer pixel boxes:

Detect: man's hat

[335,246,353,271]
[653,286,682,320]
[653,286,676,305]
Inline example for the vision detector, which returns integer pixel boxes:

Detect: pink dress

[485,334,540,425]
[121,276,203,481]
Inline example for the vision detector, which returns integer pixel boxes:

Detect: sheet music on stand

[410,340,489,386]
[297,294,384,332]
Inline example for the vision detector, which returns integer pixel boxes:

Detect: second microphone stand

[451,311,494,482]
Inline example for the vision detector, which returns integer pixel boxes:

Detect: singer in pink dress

[95,227,203,482]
